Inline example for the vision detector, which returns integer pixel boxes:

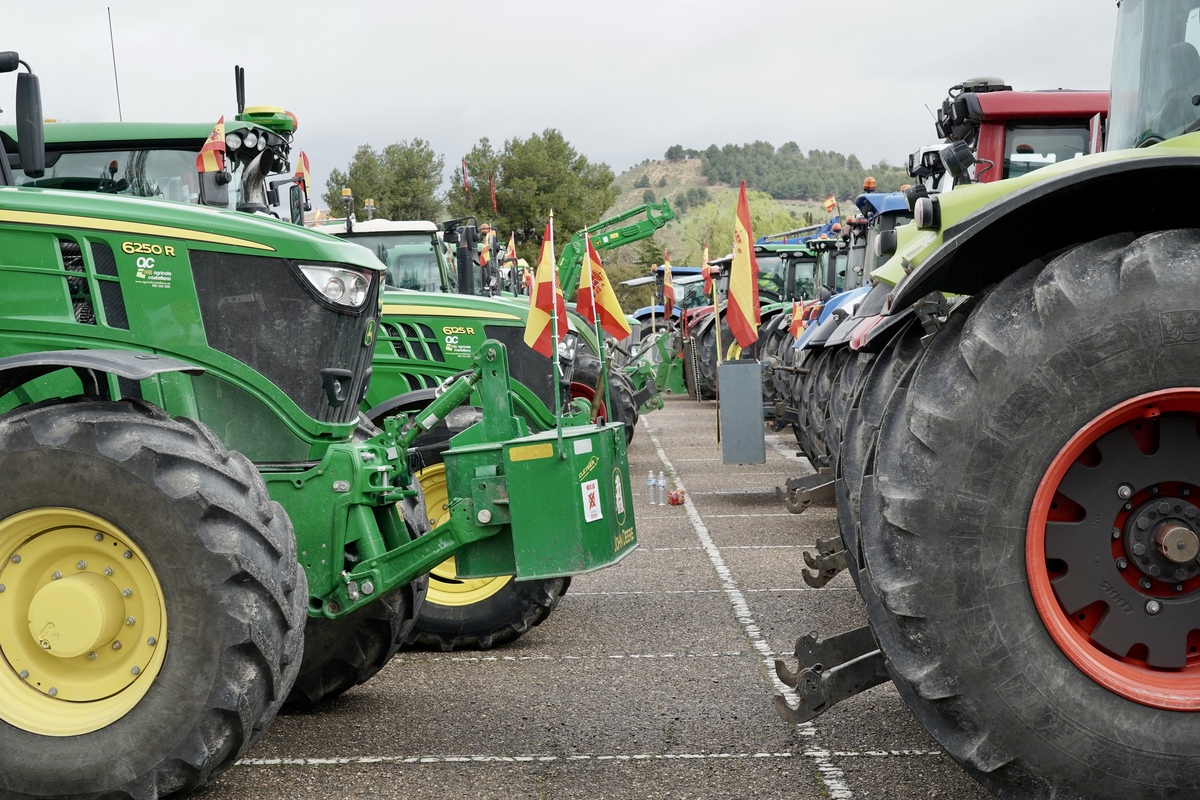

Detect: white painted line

[637,545,807,552]
[705,513,797,518]
[392,651,746,664]
[567,588,857,596]
[645,428,853,800]
[237,750,943,767]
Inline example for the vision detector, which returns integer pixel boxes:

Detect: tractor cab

[327,218,452,293]
[1109,0,1200,149]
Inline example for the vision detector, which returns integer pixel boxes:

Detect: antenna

[107,7,123,121]
[235,65,246,115]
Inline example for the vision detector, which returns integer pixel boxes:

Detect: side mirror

[198,171,230,207]
[16,71,45,178]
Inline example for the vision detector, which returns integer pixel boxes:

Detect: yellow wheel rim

[726,342,743,361]
[0,508,168,736]
[416,462,511,607]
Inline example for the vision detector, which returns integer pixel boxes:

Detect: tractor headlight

[225,132,243,151]
[914,196,940,230]
[242,131,259,150]
[557,332,579,364]
[298,264,372,308]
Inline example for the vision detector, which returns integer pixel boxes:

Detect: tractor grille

[90,242,129,330]
[381,321,445,362]
[191,251,379,424]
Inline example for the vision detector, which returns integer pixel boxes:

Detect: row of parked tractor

[6,2,1200,794]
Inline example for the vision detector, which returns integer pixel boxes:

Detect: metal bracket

[801,534,847,588]
[772,626,889,725]
[776,469,834,514]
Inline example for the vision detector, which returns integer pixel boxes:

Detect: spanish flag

[823,195,837,215]
[523,221,567,358]
[577,233,632,340]
[702,240,714,294]
[196,117,226,174]
[789,300,804,338]
[294,150,312,193]
[505,233,517,263]
[662,251,676,319]
[727,181,760,348]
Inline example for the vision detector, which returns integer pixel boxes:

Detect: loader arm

[558,200,675,299]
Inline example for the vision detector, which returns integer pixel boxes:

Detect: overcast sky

[5,1,1117,205]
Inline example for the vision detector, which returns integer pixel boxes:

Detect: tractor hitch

[776,469,835,513]
[801,534,848,588]
[773,626,889,724]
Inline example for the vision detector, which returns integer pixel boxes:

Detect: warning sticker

[581,478,603,523]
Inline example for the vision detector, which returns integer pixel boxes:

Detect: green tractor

[0,53,636,798]
[775,4,1200,797]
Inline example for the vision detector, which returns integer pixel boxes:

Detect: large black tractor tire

[832,318,924,582]
[0,400,306,799]
[572,352,638,444]
[818,346,859,468]
[695,311,737,399]
[859,232,1200,799]
[794,347,835,469]
[758,313,790,409]
[284,417,428,710]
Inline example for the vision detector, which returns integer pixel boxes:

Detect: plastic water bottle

[647,471,656,505]
[657,471,667,505]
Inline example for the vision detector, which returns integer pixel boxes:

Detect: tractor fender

[889,154,1200,312]
[795,286,871,351]
[825,282,892,349]
[363,389,438,424]
[857,306,917,353]
[0,349,203,399]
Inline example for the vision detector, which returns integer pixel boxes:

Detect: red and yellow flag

[823,195,837,215]
[196,117,226,174]
[294,150,311,193]
[505,233,517,262]
[523,221,567,358]
[577,233,632,340]
[727,181,761,348]
[702,239,714,294]
[789,300,804,338]
[662,251,676,319]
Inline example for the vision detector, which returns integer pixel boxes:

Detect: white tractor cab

[322,218,453,293]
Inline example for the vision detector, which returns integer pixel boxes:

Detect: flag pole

[549,210,565,458]
[585,232,612,424]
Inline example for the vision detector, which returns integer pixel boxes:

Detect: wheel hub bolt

[47,687,57,697]
[18,670,28,679]
[51,572,61,580]
[122,588,132,598]
[76,561,87,570]
[1133,542,1147,556]
[1177,568,1189,581]
[1140,578,1153,590]
[94,533,103,541]
[125,616,135,626]
[122,550,132,559]
[87,652,96,661]
[0,584,5,593]
[1174,583,1185,592]
[131,666,140,676]
[1117,558,1129,570]
[10,555,20,564]
[112,641,121,650]
[103,567,113,576]
[147,637,156,646]
[1117,484,1134,500]
[1149,564,1162,577]
[1112,528,1121,540]
[1146,600,1162,615]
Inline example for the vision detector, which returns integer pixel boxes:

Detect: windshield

[1003,125,1091,177]
[756,253,787,299]
[12,148,216,204]
[10,147,266,212]
[342,232,446,292]
[789,256,819,300]
[1109,0,1200,149]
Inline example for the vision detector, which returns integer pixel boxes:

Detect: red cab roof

[977,90,1109,120]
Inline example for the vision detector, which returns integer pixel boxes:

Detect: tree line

[667,141,909,200]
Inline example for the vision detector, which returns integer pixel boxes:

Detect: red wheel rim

[570,382,606,422]
[1028,389,1200,710]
